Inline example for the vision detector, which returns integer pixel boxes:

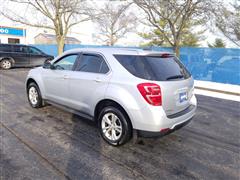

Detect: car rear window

[114,54,191,81]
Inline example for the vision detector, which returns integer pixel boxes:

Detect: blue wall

[33,44,240,85]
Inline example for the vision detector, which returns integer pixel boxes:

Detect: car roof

[0,43,27,47]
[64,47,174,56]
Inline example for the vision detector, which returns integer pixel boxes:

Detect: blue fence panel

[64,44,104,50]
[33,44,58,57]
[178,47,240,85]
[32,44,240,85]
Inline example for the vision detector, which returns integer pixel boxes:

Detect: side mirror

[43,60,55,69]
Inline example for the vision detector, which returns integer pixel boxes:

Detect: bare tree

[92,2,137,46]
[133,0,213,56]
[214,1,240,46]
[1,0,93,54]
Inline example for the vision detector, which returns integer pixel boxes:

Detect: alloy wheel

[28,86,38,105]
[2,60,11,69]
[101,113,123,141]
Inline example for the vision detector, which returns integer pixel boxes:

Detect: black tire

[98,106,132,146]
[1,59,12,70]
[27,82,43,108]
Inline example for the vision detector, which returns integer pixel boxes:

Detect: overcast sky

[0,0,238,48]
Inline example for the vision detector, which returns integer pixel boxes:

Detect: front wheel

[98,106,132,146]
[1,59,12,69]
[27,82,43,108]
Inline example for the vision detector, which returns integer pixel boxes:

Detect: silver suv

[26,48,197,146]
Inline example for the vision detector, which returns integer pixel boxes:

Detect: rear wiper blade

[166,75,184,80]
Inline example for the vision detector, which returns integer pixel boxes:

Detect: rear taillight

[137,83,162,106]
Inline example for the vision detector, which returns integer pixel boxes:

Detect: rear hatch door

[157,78,194,116]
[114,53,193,115]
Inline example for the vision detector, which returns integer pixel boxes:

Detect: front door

[42,53,80,106]
[29,46,48,66]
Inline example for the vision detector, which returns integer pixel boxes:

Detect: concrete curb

[195,86,240,96]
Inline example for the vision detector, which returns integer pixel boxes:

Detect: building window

[8,38,20,44]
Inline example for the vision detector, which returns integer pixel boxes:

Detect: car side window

[54,54,79,71]
[76,54,109,74]
[12,46,28,53]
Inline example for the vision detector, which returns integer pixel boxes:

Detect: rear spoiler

[145,53,175,58]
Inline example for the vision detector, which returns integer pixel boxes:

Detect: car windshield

[114,54,191,81]
[29,47,43,55]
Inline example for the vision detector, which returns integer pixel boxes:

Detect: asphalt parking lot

[0,68,239,180]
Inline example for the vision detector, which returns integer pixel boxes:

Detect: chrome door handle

[94,78,102,82]
[63,75,69,79]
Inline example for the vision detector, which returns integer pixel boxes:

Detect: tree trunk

[173,45,180,57]
[109,33,114,46]
[56,36,65,55]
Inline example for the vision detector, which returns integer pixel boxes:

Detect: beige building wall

[35,36,56,44]
[34,34,80,44]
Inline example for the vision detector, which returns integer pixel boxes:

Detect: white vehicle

[26,48,197,146]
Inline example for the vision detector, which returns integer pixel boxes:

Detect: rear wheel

[98,106,132,146]
[27,82,43,108]
[1,59,12,69]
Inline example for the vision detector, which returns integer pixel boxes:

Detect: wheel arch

[0,57,15,65]
[26,78,39,90]
[94,99,133,129]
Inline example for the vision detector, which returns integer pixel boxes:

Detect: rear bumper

[137,117,192,138]
[167,104,195,119]
[129,95,197,133]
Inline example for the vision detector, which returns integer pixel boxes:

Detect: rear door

[11,45,30,66]
[114,54,194,115]
[29,46,47,66]
[68,53,111,115]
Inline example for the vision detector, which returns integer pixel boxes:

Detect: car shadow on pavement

[64,113,189,179]
[65,114,152,179]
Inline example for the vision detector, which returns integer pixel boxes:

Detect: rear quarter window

[114,54,191,81]
[0,45,12,52]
